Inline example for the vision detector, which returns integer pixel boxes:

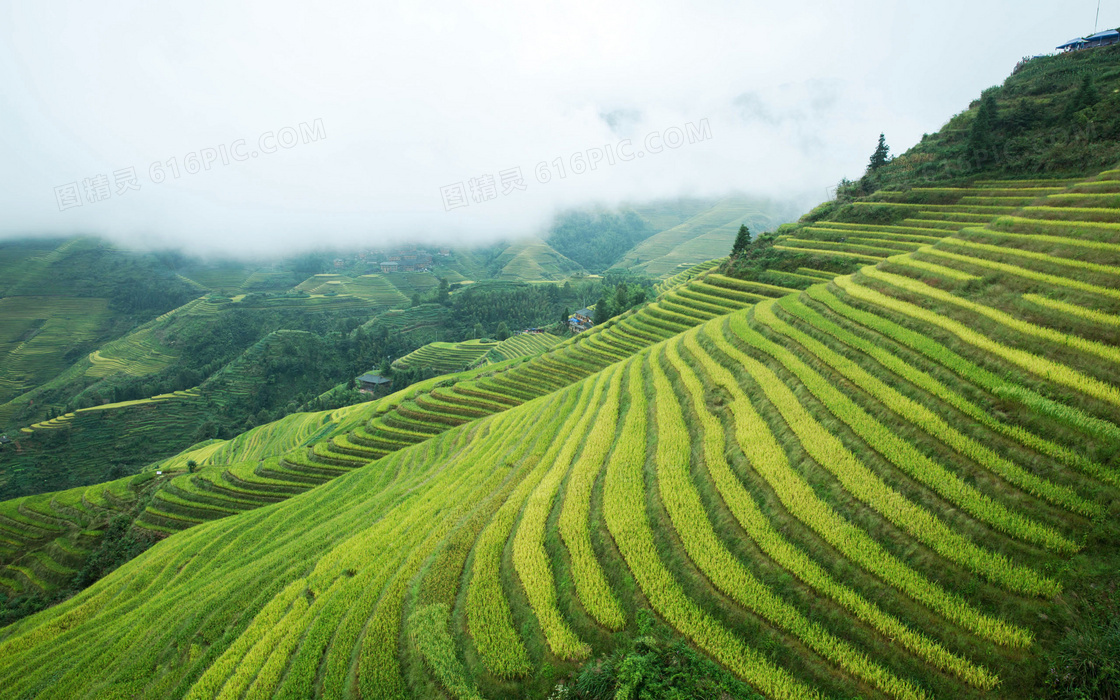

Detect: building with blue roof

[1057,38,1089,51]
[1059,29,1120,52]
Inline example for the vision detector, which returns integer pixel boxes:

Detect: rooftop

[1058,29,1120,49]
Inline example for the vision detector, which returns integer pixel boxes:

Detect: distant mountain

[490,238,586,280]
[613,195,794,278]
[547,197,797,276]
[546,207,656,272]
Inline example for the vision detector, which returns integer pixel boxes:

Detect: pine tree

[614,284,630,312]
[967,92,999,168]
[592,301,611,325]
[868,133,890,172]
[731,224,751,256]
[496,321,510,341]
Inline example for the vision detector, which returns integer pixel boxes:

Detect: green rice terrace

[612,196,783,278]
[491,238,586,281]
[292,273,411,307]
[0,164,1119,698]
[392,340,501,374]
[391,334,565,375]
[478,332,562,365]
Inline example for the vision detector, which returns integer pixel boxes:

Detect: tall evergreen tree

[614,284,630,312]
[967,92,999,168]
[731,224,751,256]
[592,301,611,326]
[868,133,890,172]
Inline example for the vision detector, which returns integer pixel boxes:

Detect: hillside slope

[0,238,201,410]
[613,196,788,278]
[491,238,586,281]
[0,260,766,620]
[546,200,717,273]
[0,166,1118,698]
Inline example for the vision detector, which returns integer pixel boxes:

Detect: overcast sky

[0,0,1112,256]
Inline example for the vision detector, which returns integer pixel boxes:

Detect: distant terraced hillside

[613,196,786,278]
[492,238,586,281]
[1,167,1118,698]
[124,269,766,537]
[0,238,202,411]
[0,235,591,502]
[392,339,499,374]
[0,314,400,499]
[391,334,565,375]
[0,287,383,430]
[293,273,411,307]
[479,332,562,364]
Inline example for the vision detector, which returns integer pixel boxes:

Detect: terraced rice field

[652,258,723,296]
[86,325,179,379]
[769,180,1102,273]
[367,304,453,345]
[0,297,113,402]
[478,333,561,364]
[178,267,257,294]
[347,274,412,306]
[492,238,585,281]
[199,411,341,466]
[393,340,500,374]
[0,473,150,597]
[1,172,1119,698]
[384,271,442,297]
[239,270,304,292]
[615,196,779,278]
[21,389,202,434]
[0,244,61,298]
[109,270,760,537]
[290,273,409,307]
[0,238,98,297]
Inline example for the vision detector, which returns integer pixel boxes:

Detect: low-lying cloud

[0,0,1106,257]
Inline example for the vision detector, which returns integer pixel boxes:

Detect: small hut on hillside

[357,372,392,393]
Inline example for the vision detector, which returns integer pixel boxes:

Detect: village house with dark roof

[357,372,392,393]
[568,308,594,333]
